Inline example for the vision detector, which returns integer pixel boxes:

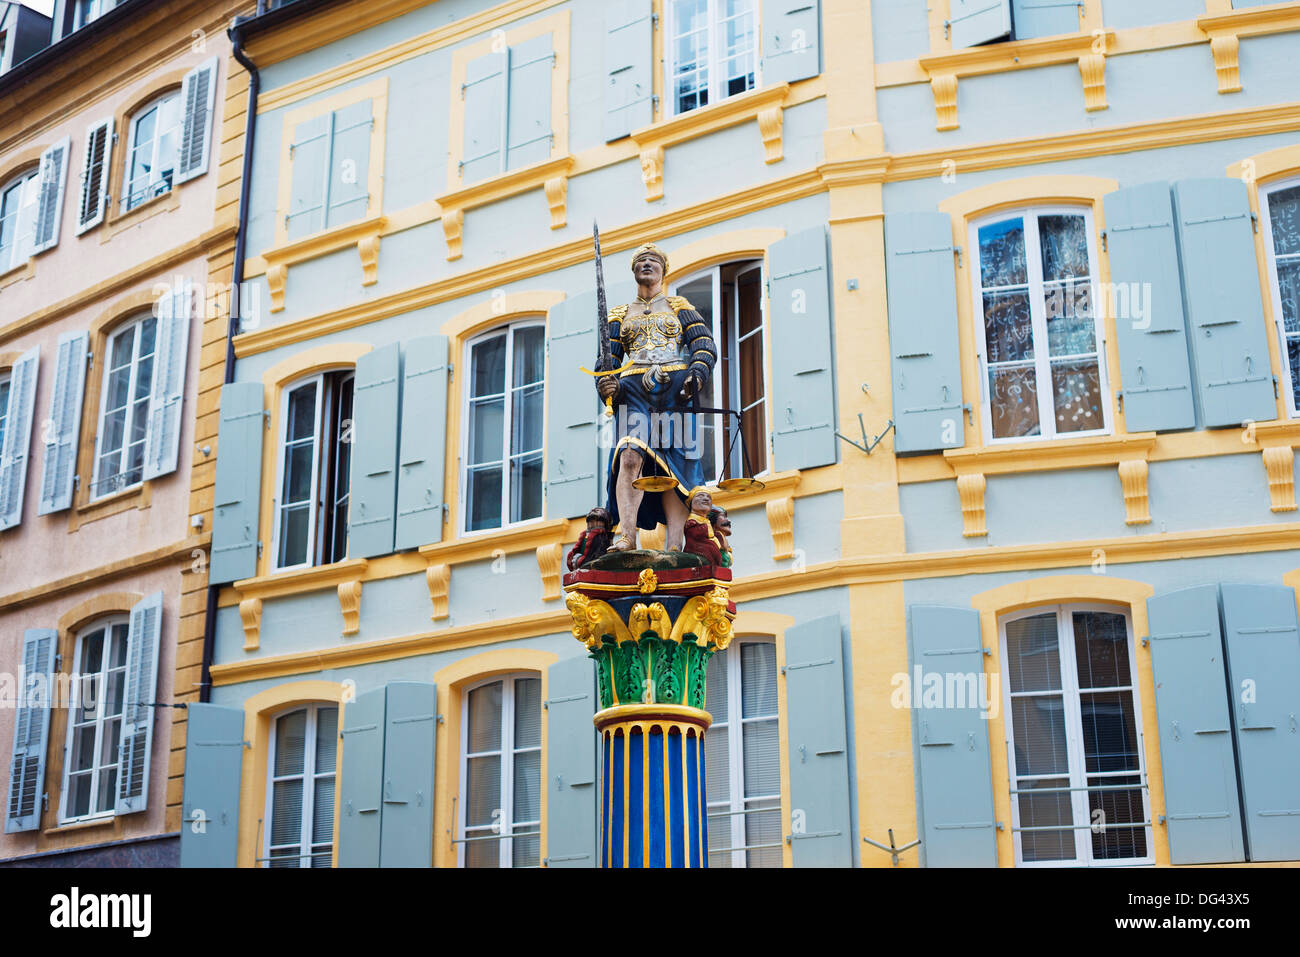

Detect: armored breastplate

[615,295,691,367]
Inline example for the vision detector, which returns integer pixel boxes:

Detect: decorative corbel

[358,233,381,286]
[544,175,568,230]
[766,496,794,560]
[426,562,450,621]
[338,580,363,636]
[956,473,987,538]
[640,145,664,202]
[1117,459,1151,525]
[537,543,563,601]
[267,263,287,314]
[1262,446,1297,512]
[931,74,958,131]
[1077,54,1108,112]
[757,106,784,164]
[239,597,262,652]
[442,208,464,261]
[1209,34,1241,93]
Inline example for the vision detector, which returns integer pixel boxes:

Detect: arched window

[999,603,1153,866]
[1260,176,1300,416]
[461,321,544,533]
[272,369,354,570]
[263,703,339,867]
[705,636,781,867]
[122,89,182,212]
[457,673,542,867]
[0,166,38,272]
[91,313,158,498]
[60,615,130,823]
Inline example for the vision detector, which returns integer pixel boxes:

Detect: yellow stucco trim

[970,575,1167,868]
[55,591,144,636]
[236,679,347,868]
[431,647,558,867]
[1229,142,1300,185]
[665,228,787,280]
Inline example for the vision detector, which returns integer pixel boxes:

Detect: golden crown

[630,242,669,277]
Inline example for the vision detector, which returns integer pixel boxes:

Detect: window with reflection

[123,90,182,212]
[60,617,129,823]
[264,703,338,867]
[667,0,757,116]
[705,637,781,867]
[1261,178,1300,416]
[458,674,542,867]
[970,208,1109,442]
[1000,604,1152,866]
[0,168,38,272]
[92,314,157,498]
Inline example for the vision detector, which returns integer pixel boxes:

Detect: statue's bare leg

[612,447,645,549]
[662,490,688,551]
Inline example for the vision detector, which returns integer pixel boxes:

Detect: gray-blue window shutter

[884,212,966,453]
[949,0,1011,48]
[784,613,853,866]
[1103,182,1196,432]
[761,0,821,84]
[144,280,192,481]
[1174,178,1276,428]
[348,343,400,559]
[0,344,39,531]
[1220,583,1300,861]
[210,381,264,585]
[380,682,437,867]
[461,49,507,184]
[38,329,88,514]
[287,112,330,239]
[327,98,372,228]
[339,686,386,867]
[117,590,163,815]
[176,57,219,186]
[545,292,600,519]
[769,226,837,471]
[1146,585,1245,864]
[544,655,597,867]
[1010,0,1080,40]
[395,335,449,550]
[5,628,56,834]
[909,605,997,866]
[604,0,654,142]
[179,703,245,867]
[32,136,70,254]
[506,33,555,171]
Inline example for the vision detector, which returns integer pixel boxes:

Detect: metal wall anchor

[835,413,895,455]
[862,828,921,866]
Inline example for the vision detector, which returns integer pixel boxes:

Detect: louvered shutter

[395,335,449,549]
[179,703,245,867]
[761,0,821,85]
[1174,179,1277,428]
[0,345,39,531]
[32,137,69,254]
[909,605,998,866]
[37,330,88,514]
[176,57,218,185]
[1146,585,1246,864]
[116,591,163,815]
[949,0,1012,48]
[348,343,400,559]
[379,682,437,867]
[4,629,57,833]
[143,280,191,482]
[338,686,386,867]
[1010,0,1080,39]
[605,0,654,142]
[506,33,555,171]
[209,381,265,584]
[1220,583,1300,861]
[326,99,372,229]
[784,614,853,866]
[884,212,966,452]
[1103,182,1196,432]
[76,117,113,234]
[544,655,597,867]
[769,226,837,471]
[461,49,508,183]
[10,174,40,266]
[544,292,601,520]
[287,112,330,240]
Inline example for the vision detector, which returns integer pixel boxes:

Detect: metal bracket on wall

[835,413,894,455]
[863,828,920,866]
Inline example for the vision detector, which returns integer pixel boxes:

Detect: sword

[579,220,632,415]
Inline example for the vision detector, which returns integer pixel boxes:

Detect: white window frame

[671,259,771,481]
[72,0,116,31]
[90,314,158,500]
[968,205,1111,445]
[0,168,38,273]
[707,636,782,868]
[457,673,542,868]
[121,89,182,213]
[999,603,1155,868]
[0,369,10,459]
[460,321,545,536]
[58,615,130,825]
[261,703,338,868]
[1260,175,1300,419]
[664,0,760,118]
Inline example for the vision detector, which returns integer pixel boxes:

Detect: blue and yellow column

[565,563,736,868]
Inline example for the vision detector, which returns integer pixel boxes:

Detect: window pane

[1269,185,1300,256]
[315,707,338,773]
[978,218,1028,287]
[98,718,120,768]
[982,289,1034,363]
[471,334,507,398]
[267,848,300,868]
[1050,358,1103,433]
[1005,614,1061,692]
[465,837,500,868]
[510,383,544,455]
[71,723,96,774]
[1072,612,1130,689]
[275,710,307,776]
[509,453,543,524]
[513,677,541,748]
[287,382,318,441]
[283,441,315,504]
[989,365,1040,439]
[1079,691,1140,774]
[271,779,304,846]
[513,327,544,386]
[68,772,93,819]
[312,775,335,845]
[513,749,540,823]
[95,768,117,814]
[741,718,779,797]
[82,628,105,675]
[705,649,728,723]
[1011,695,1069,775]
[465,754,501,828]
[468,397,504,464]
[1278,259,1300,334]
[1017,778,1076,862]
[466,681,503,753]
[744,797,781,868]
[1089,775,1147,860]
[1038,214,1091,281]
[278,505,311,568]
[1044,279,1096,356]
[512,825,540,868]
[704,726,730,805]
[740,643,777,718]
[467,465,503,531]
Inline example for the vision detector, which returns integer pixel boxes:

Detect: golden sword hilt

[579,358,636,415]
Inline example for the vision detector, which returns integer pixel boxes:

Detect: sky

[19,1,56,15]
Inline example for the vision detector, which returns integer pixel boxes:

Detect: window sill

[262,214,387,313]
[101,185,181,242]
[43,815,117,836]
[0,257,34,290]
[436,155,575,261]
[234,557,371,650]
[70,479,152,531]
